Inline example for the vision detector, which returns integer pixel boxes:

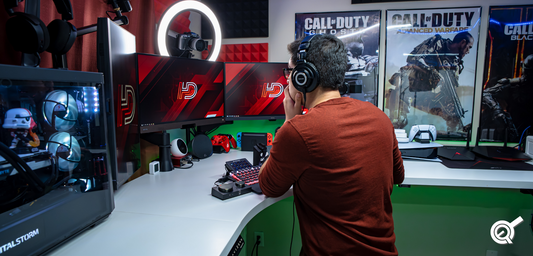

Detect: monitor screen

[224,62,287,121]
[137,54,225,134]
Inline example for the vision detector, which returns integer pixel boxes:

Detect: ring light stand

[156,1,221,61]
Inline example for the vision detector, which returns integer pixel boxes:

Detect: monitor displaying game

[137,54,226,134]
[224,62,287,121]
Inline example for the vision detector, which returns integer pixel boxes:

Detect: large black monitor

[224,62,287,121]
[137,53,226,134]
[96,17,139,190]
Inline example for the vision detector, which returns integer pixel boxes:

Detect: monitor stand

[437,128,476,161]
[141,131,173,172]
[472,127,531,161]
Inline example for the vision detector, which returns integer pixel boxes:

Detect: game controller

[211,135,231,153]
[217,134,237,149]
[266,133,273,146]
[409,125,437,143]
[236,132,242,148]
[212,134,238,153]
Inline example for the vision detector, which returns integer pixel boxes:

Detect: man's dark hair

[288,34,347,90]
[452,31,474,44]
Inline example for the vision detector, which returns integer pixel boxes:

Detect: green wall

[170,120,533,256]
[243,186,533,256]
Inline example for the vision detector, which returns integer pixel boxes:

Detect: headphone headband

[297,35,316,63]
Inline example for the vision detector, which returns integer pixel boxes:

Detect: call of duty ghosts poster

[295,11,381,106]
[384,7,481,140]
[480,5,533,143]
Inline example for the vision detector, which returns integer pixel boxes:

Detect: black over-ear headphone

[292,34,320,95]
[4,0,77,56]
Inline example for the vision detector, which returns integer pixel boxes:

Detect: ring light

[157,1,221,61]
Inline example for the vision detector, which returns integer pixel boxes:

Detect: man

[259,34,405,256]
[387,31,474,133]
[481,54,533,141]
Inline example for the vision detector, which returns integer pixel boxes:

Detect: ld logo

[178,82,197,100]
[261,83,283,98]
[117,84,135,127]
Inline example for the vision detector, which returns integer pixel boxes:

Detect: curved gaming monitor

[137,53,226,134]
[224,62,287,121]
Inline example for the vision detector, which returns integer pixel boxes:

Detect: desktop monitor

[137,53,226,134]
[96,17,139,190]
[224,62,287,121]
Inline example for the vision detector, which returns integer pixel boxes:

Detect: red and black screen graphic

[137,54,224,127]
[225,63,287,120]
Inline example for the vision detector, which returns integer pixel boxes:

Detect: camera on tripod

[177,32,208,52]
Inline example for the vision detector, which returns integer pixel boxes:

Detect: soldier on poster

[295,11,381,105]
[384,8,480,139]
[479,5,533,143]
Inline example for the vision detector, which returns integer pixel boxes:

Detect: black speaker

[189,134,213,159]
[292,35,320,94]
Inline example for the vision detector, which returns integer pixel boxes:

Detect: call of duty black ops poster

[480,5,533,143]
[384,7,481,140]
[295,11,381,106]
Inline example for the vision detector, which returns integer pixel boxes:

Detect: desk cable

[250,235,261,256]
[289,198,296,256]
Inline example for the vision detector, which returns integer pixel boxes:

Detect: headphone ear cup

[291,62,320,93]
[47,19,77,55]
[6,13,50,53]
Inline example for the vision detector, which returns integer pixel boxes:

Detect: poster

[384,7,481,140]
[295,11,381,106]
[479,5,533,143]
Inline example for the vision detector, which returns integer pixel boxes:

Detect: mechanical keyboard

[225,158,261,186]
[211,158,262,200]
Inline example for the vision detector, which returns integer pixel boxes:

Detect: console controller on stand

[409,125,437,143]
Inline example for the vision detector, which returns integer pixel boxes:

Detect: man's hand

[283,85,303,121]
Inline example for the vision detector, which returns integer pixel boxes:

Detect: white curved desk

[49,151,291,256]
[48,150,533,256]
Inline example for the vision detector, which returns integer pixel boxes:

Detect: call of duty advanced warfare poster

[480,5,533,143]
[384,7,481,140]
[295,11,381,106]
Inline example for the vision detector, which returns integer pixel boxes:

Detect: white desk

[48,150,533,256]
[49,151,291,256]
[403,159,533,189]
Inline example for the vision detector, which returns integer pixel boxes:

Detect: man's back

[259,97,404,256]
